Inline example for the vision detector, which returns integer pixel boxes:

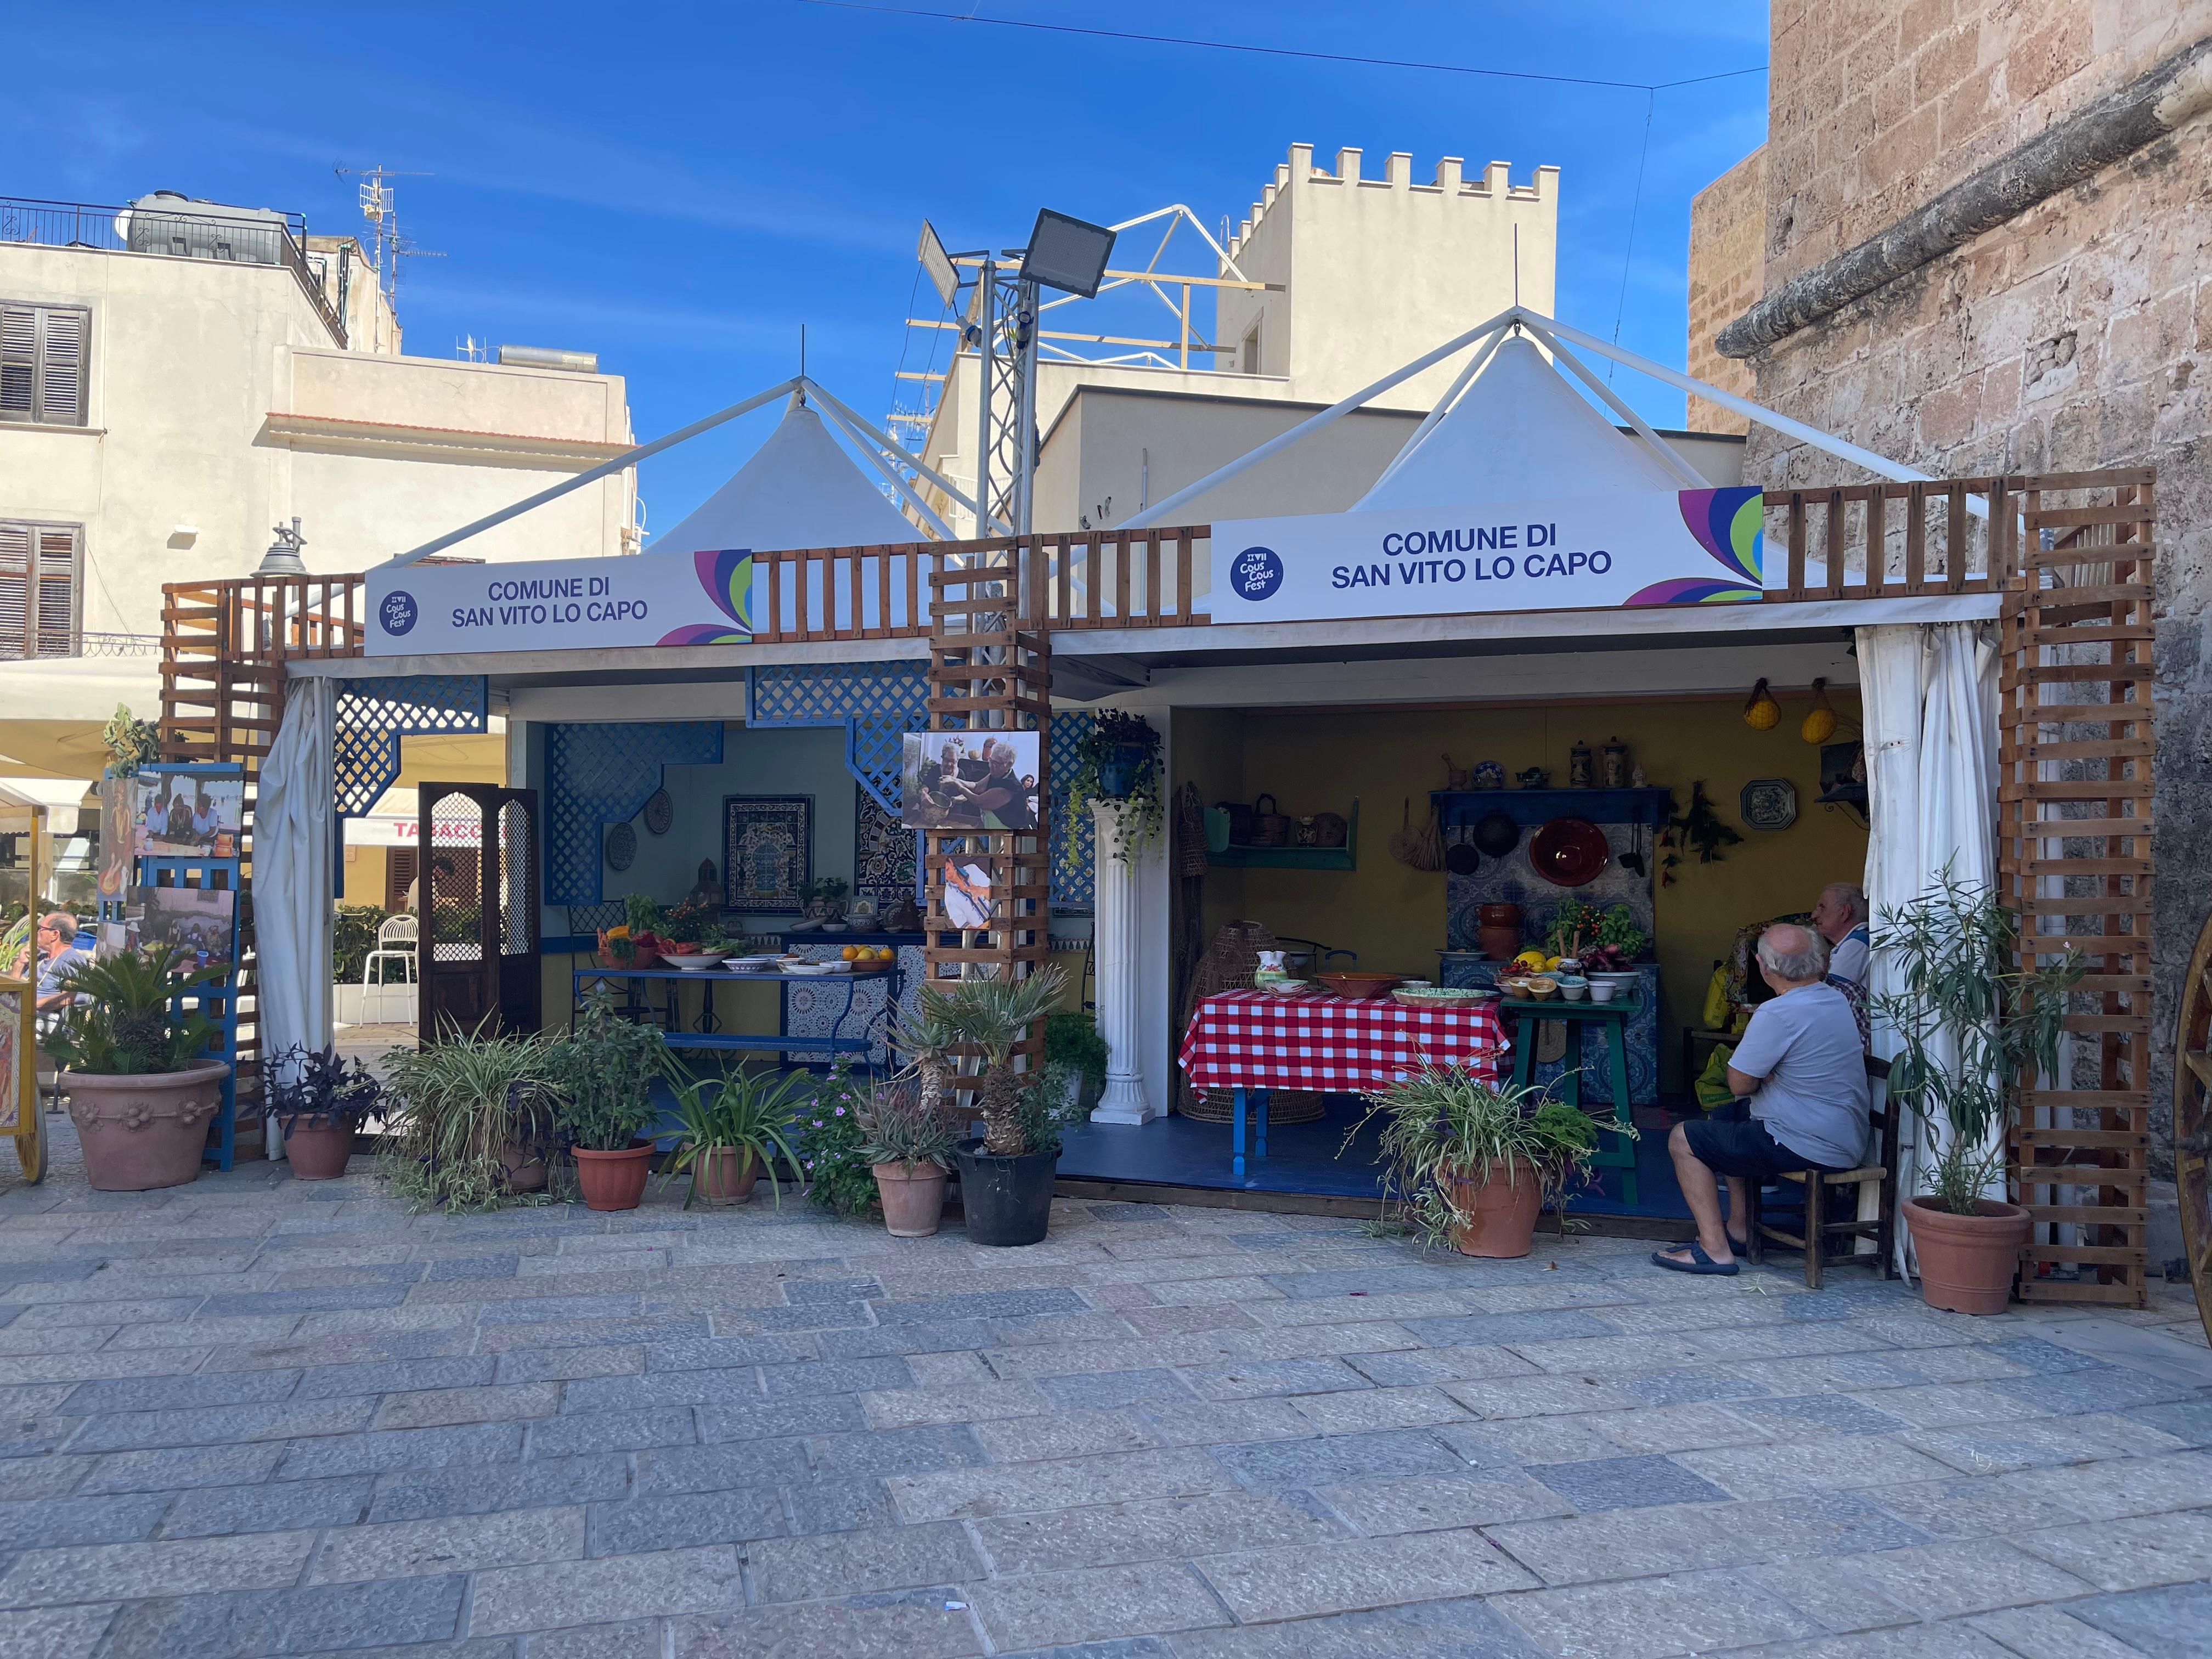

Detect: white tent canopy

[649,393,926,558]
[1354,335,1683,510]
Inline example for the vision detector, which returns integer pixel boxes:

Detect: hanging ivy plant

[1059,710,1164,873]
[1659,780,1743,885]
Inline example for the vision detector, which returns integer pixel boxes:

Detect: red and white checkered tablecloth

[1178,989,1505,1093]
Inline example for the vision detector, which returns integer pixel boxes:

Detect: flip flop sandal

[1669,1233,1750,1254]
[1651,1242,1740,1276]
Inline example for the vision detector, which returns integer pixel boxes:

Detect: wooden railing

[1756,476,2019,600]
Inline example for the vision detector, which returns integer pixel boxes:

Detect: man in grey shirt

[1655,923,1870,1275]
[1812,881,1871,985]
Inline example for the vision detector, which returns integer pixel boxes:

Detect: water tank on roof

[497,345,599,373]
[115,192,291,265]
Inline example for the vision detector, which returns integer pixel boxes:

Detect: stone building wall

[1696,3,2212,1170]
[1685,147,1765,434]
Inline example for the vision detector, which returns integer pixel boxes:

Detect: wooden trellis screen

[922,545,1054,1086]
[1998,470,2155,1307]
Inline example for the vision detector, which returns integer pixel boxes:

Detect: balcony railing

[0,629,162,661]
[0,195,347,348]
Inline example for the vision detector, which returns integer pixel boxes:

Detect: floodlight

[917,219,961,309]
[1018,208,1116,299]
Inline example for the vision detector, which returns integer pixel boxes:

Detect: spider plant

[659,1059,809,1209]
[921,966,1066,1155]
[1345,1065,1635,1250]
[380,1017,562,1212]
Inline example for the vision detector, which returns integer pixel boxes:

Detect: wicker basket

[1250,793,1291,847]
[1182,1086,1327,1125]
[1177,919,1274,1116]
[1309,811,1348,848]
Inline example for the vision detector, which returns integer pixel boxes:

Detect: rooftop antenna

[333,165,438,350]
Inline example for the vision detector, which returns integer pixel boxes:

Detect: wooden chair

[1747,1055,1898,1288]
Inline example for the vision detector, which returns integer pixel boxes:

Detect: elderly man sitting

[1655,922,1870,1275]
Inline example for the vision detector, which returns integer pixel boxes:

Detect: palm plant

[47,944,224,1075]
[1347,1065,1635,1249]
[921,966,1066,1154]
[1870,868,2085,1214]
[659,1059,809,1209]
[885,998,957,1121]
[381,1017,562,1212]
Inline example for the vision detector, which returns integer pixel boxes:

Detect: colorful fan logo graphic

[1624,487,1765,607]
[656,549,754,646]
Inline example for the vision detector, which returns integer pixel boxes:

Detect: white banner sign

[364,550,754,656]
[1209,488,1769,624]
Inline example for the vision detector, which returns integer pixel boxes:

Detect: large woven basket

[1178,921,1304,1118]
[1181,1086,1327,1125]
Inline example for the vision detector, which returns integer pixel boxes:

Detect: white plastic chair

[362,914,418,1024]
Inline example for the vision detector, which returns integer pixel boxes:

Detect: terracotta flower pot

[65,1061,229,1192]
[873,1160,947,1237]
[1443,1156,1547,1258]
[1477,902,1522,963]
[281,1118,357,1181]
[1905,1196,2030,1314]
[572,1140,657,1211]
[496,1141,548,1193]
[690,1146,761,1206]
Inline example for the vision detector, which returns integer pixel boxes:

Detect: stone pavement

[2,1130,2209,1658]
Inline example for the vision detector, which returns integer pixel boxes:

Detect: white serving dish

[662,955,721,972]
[1588,982,1619,1003]
[785,962,835,976]
[724,955,778,970]
[1588,970,1640,987]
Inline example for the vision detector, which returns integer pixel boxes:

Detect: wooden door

[418,784,541,1043]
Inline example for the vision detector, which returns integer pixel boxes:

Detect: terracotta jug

[1477,902,1522,963]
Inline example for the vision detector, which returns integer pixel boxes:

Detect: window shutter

[37,309,85,425]
[0,524,29,657]
[34,527,76,656]
[0,307,32,420]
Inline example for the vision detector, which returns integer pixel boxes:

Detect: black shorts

[1681,1115,1846,1181]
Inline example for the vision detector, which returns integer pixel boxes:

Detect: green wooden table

[1498,995,1640,1206]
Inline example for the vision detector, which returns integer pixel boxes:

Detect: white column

[1088,799,1159,1124]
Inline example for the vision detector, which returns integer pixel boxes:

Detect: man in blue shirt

[1655,923,1870,1275]
[35,912,88,1013]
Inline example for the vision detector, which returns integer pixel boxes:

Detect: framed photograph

[135,769,244,859]
[723,795,812,912]
[129,883,237,969]
[900,731,1042,831]
[854,788,917,916]
[941,857,995,930]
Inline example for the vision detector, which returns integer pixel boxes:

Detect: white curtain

[1856,621,1999,1273]
[255,676,336,1159]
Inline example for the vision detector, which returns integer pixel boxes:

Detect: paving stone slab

[68,1397,378,1454]
[890,1447,1237,1522]
[1165,1592,1546,1658]
[1674,1436,1958,1500]
[1483,1490,1927,1588]
[470,1544,748,1635]
[1838,1536,2099,1619]
[1183,1358,1375,1400]
[493,1346,647,1385]
[0,1528,319,1607]
[525,1408,698,1458]
[0,1494,170,1550]
[1966,1602,2168,1659]
[159,1476,371,1539]
[2014,1508,2212,1593]
[973,1409,1162,1463]
[856,1382,1051,1430]
[1197,1526,1536,1622]
[783,1476,898,1534]
[589,1487,786,1556]
[1290,1385,1471,1435]
[371,1381,563,1430]
[633,1441,811,1496]
[1316,1471,1577,1534]
[747,1518,983,1602]
[1209,1427,1468,1491]
[2126,1394,2212,1448]
[1340,1346,1537,1388]
[521,1621,660,1659]
[306,1505,583,1584]
[972,1491,1345,1576]
[1991,1365,2199,1416]
[1037,1368,1195,1411]
[1736,1392,1912,1437]
[276,1421,526,1481]
[1905,1412,2191,1476]
[699,1393,870,1441]
[367,1455,630,1523]
[0,1604,117,1659]
[58,1368,304,1416]
[668,1588,985,1659]
[294,1357,498,1398]
[1523,1452,1733,1513]
[94,1575,469,1658]
[806,1425,989,1479]
[967,1561,1228,1650]
[1740,1557,1922,1635]
[78,1443,285,1494]
[2000,1448,2212,1522]
[2065,1580,2212,1657]
[1492,1566,1825,1658]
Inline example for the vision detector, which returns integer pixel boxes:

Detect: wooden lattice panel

[1998,470,2156,1308]
[922,546,1053,1081]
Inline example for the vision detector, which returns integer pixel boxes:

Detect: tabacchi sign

[1209,488,1770,623]
[363,551,754,656]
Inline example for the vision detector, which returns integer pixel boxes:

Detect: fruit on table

[841,945,860,961]
[1513,949,1549,971]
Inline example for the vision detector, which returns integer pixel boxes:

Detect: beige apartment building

[0,191,636,785]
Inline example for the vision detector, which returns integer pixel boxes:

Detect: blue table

[571,964,895,1064]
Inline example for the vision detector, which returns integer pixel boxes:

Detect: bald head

[1757,923,1829,986]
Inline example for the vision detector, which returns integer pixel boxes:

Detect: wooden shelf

[1207,802,1358,870]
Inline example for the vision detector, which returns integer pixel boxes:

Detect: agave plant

[46,944,224,1076]
[919,966,1065,1155]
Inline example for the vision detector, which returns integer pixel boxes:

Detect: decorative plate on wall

[606,821,637,870]
[1740,777,1798,832]
[643,789,674,836]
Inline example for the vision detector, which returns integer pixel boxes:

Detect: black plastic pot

[952,1136,1057,1247]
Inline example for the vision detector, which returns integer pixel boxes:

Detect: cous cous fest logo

[1207,488,1769,623]
[378,590,418,636]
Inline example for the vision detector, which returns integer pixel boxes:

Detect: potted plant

[1045,1009,1109,1114]
[551,989,665,1210]
[1872,871,2084,1314]
[48,944,229,1192]
[928,966,1074,1246]
[797,1064,883,1218]
[857,1075,961,1237]
[660,1059,808,1207]
[1350,1065,1635,1258]
[266,1045,383,1180]
[381,1021,562,1210]
[1060,710,1164,873]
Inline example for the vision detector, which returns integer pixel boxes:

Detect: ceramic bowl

[663,955,721,972]
[1316,971,1404,1000]
[1589,970,1640,987]
[1559,982,1588,1001]
[1260,978,1314,996]
[1523,975,1561,1001]
[785,962,834,976]
[1588,981,1619,1004]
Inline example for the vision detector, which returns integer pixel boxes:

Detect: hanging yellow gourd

[1742,678,1781,731]
[1801,677,1837,744]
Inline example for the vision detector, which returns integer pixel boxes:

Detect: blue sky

[13,2,1770,532]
